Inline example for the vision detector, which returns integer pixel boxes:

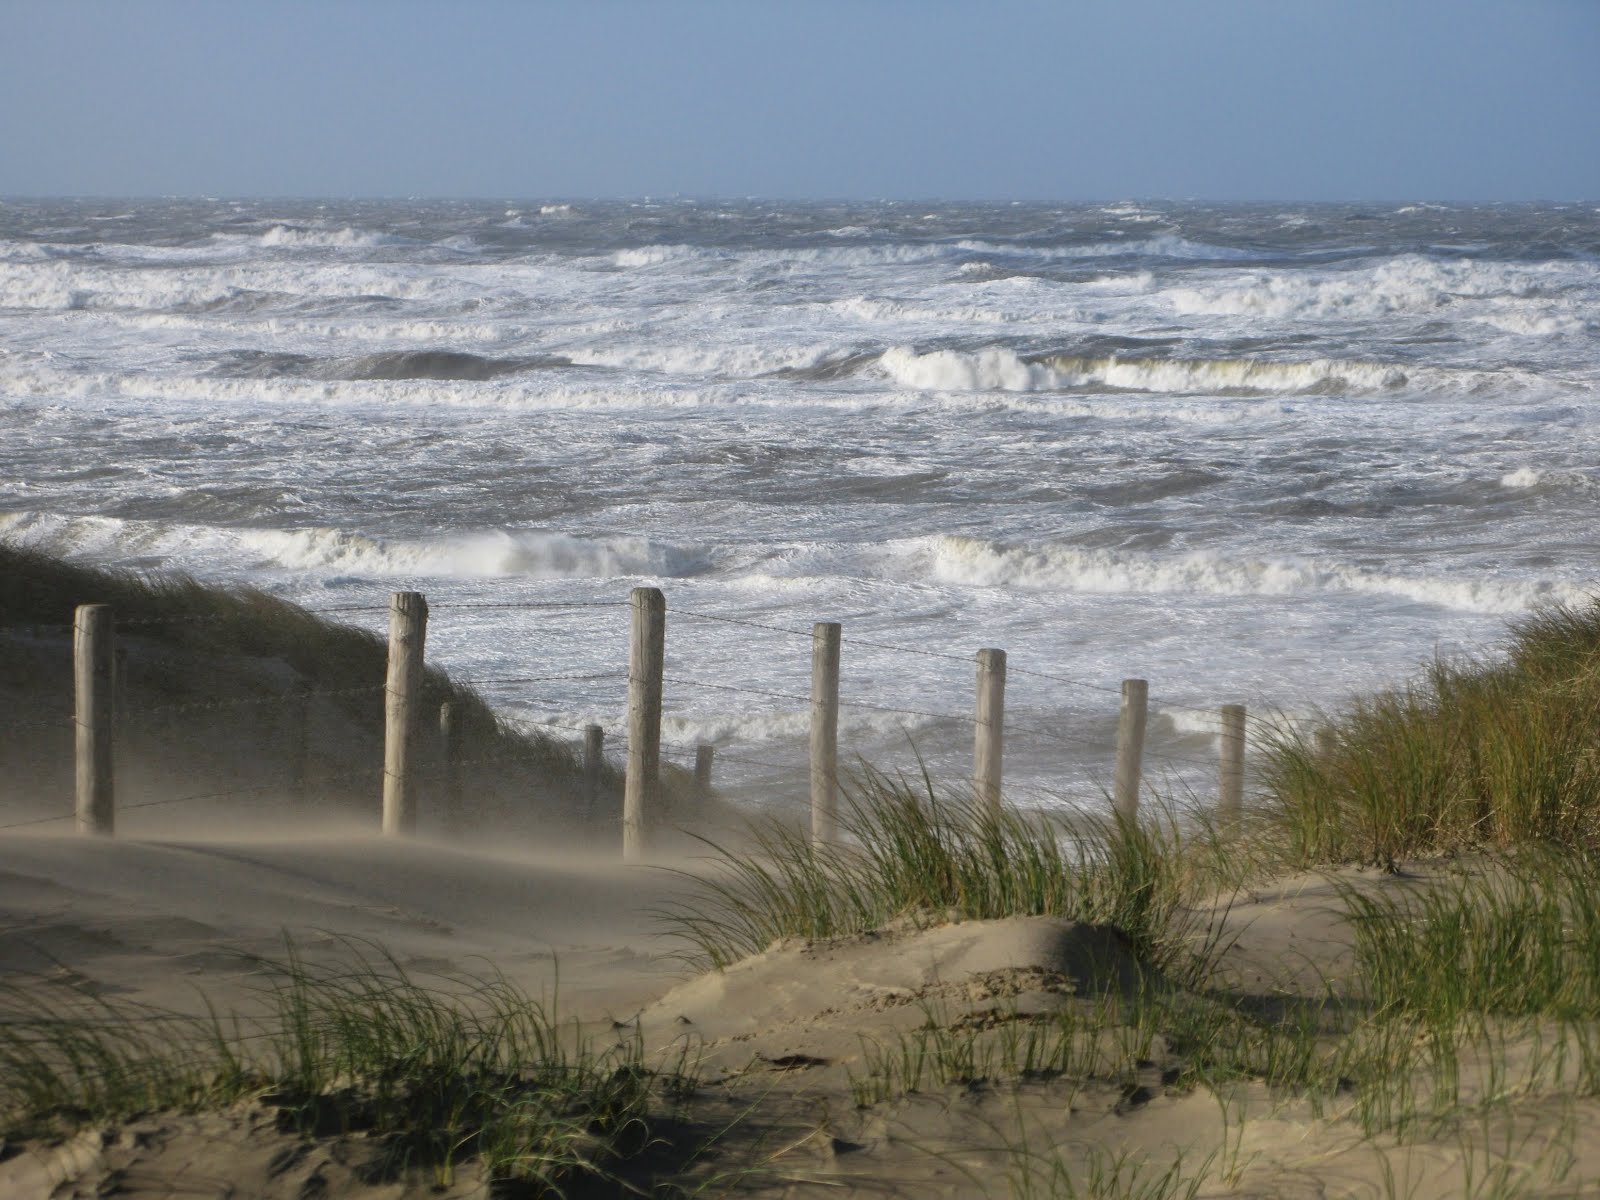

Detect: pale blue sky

[2,0,1596,201]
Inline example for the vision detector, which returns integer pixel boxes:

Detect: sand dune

[0,833,696,1022]
[7,828,1600,1198]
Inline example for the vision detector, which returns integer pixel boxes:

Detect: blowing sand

[2,831,1598,1198]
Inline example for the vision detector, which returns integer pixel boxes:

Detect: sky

[1,0,1596,202]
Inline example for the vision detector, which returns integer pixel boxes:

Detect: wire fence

[1,590,1294,839]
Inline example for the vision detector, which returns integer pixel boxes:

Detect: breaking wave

[1164,254,1599,323]
[209,349,572,382]
[912,535,1589,614]
[878,346,1412,395]
[0,511,711,581]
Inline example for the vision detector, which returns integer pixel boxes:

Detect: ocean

[2,197,1596,811]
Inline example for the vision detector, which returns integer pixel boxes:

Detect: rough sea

[3,198,1597,810]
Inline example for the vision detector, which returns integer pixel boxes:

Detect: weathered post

[382,591,428,836]
[974,648,1006,813]
[439,701,464,834]
[583,724,605,822]
[694,744,715,791]
[1314,727,1337,758]
[75,604,115,836]
[287,681,311,805]
[810,621,842,845]
[1219,703,1246,828]
[113,643,129,734]
[1113,678,1148,823]
[624,586,666,861]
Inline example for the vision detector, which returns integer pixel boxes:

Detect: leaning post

[1219,703,1246,828]
[974,648,1006,812]
[583,724,605,822]
[624,586,666,862]
[694,744,715,791]
[438,701,464,835]
[1113,678,1148,823]
[810,621,842,845]
[74,604,115,836]
[382,591,428,836]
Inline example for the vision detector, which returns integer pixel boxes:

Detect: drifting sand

[2,834,1599,1198]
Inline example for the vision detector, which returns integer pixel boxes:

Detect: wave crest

[917,534,1587,613]
[879,345,1409,395]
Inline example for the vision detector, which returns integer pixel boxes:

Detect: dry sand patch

[4,836,1600,1198]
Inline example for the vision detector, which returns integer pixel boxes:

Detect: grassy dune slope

[1260,598,1600,864]
[0,541,623,834]
[9,558,1600,1196]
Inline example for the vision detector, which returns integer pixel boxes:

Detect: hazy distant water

[3,198,1597,810]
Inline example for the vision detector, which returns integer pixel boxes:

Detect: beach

[5,825,1600,1197]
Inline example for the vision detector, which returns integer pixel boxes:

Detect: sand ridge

[4,834,1600,1198]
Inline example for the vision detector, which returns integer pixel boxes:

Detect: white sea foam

[879,346,1059,392]
[0,510,708,581]
[253,224,404,250]
[912,535,1589,613]
[1164,255,1597,322]
[878,345,1410,395]
[4,200,1596,807]
[243,527,707,579]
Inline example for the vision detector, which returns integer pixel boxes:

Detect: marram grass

[0,940,699,1193]
[657,766,1199,976]
[1258,598,1600,865]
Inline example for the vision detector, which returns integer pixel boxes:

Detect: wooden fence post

[1114,678,1148,823]
[583,724,605,822]
[113,643,129,735]
[439,701,464,835]
[74,604,114,836]
[382,591,428,836]
[811,621,841,845]
[1219,703,1246,827]
[288,681,311,805]
[694,744,715,791]
[624,586,666,862]
[974,648,1006,812]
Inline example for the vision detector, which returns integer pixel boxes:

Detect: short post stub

[583,724,605,822]
[810,621,842,846]
[439,701,464,835]
[1314,727,1337,758]
[113,643,129,734]
[1113,678,1149,823]
[382,591,428,836]
[1219,703,1247,828]
[74,604,114,836]
[624,586,666,862]
[974,648,1006,813]
[694,743,715,791]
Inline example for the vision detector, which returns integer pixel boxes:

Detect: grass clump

[0,942,702,1193]
[1344,851,1600,1024]
[660,766,1192,974]
[1259,599,1600,865]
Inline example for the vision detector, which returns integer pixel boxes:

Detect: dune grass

[658,766,1200,978]
[1344,850,1600,1025]
[11,555,1600,1189]
[0,940,707,1193]
[1258,599,1600,866]
[0,539,669,831]
[0,539,581,778]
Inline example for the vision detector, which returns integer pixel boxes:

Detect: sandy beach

[5,824,1600,1198]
